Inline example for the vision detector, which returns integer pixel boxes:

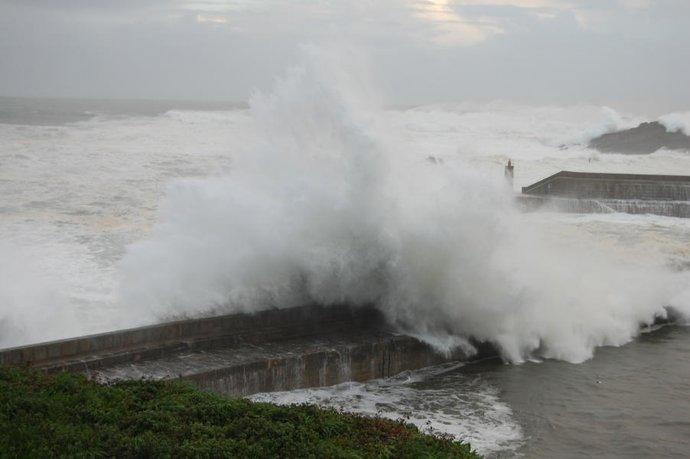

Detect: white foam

[659,111,690,135]
[0,107,245,343]
[249,364,523,456]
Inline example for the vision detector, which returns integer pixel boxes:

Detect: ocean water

[254,326,690,457]
[1,88,689,456]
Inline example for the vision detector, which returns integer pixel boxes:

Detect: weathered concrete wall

[95,332,459,397]
[516,194,690,218]
[522,171,690,201]
[0,305,381,370]
[0,305,479,397]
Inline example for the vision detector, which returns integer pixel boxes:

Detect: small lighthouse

[504,159,514,186]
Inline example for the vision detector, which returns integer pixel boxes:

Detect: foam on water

[0,109,245,345]
[249,363,523,456]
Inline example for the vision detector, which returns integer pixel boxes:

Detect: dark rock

[589,121,690,154]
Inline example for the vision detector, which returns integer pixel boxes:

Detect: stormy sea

[1,59,689,456]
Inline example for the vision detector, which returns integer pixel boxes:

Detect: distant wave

[162,109,247,123]
[659,112,690,136]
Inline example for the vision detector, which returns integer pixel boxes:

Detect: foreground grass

[0,368,479,458]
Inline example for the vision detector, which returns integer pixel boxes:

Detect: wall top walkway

[0,304,385,370]
[522,171,690,194]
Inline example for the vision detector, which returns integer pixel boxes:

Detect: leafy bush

[0,368,479,458]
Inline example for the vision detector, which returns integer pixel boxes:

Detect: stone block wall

[522,171,690,201]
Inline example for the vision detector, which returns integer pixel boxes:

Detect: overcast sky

[1,0,689,114]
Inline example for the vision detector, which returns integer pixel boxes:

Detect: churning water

[1,52,689,456]
[254,326,690,457]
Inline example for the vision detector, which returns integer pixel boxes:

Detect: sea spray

[0,243,76,347]
[117,47,690,363]
[659,111,690,136]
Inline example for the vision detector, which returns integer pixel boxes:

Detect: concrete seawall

[522,171,690,201]
[0,305,479,397]
[520,171,690,218]
[516,195,690,218]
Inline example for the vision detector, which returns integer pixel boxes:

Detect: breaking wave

[118,47,690,363]
[659,111,690,136]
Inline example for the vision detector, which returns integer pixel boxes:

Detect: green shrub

[0,367,480,458]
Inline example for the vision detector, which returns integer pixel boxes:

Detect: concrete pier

[516,195,690,218]
[520,171,690,218]
[0,305,475,397]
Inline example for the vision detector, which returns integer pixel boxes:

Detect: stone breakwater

[516,195,690,218]
[519,171,690,218]
[0,305,487,397]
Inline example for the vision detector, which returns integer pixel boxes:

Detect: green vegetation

[0,368,479,458]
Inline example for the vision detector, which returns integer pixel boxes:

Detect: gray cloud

[0,0,688,114]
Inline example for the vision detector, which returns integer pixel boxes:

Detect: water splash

[119,46,690,363]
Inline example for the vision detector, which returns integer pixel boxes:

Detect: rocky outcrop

[589,121,690,154]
